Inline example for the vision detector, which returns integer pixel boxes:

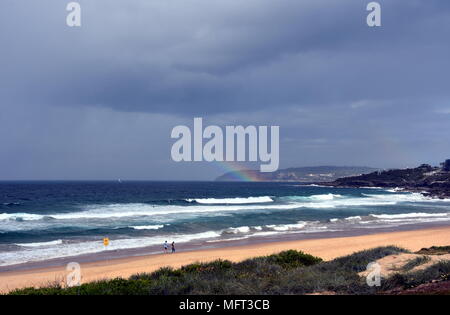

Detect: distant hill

[327,160,450,198]
[215,166,378,182]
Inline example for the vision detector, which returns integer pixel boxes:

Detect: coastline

[1,224,449,293]
[321,162,450,199]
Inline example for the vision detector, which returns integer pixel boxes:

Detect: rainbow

[213,161,262,181]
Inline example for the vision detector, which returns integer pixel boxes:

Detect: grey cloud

[1,0,450,179]
[2,0,450,114]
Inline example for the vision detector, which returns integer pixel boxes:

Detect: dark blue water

[1,181,449,266]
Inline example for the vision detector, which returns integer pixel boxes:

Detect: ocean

[1,181,450,268]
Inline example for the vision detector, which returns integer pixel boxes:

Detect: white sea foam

[298,184,328,188]
[1,192,449,237]
[4,207,449,266]
[4,188,450,267]
[308,194,342,201]
[213,221,333,243]
[385,187,404,193]
[329,211,450,227]
[223,226,251,234]
[0,231,221,267]
[223,221,309,235]
[130,225,164,230]
[361,193,428,201]
[281,192,445,209]
[186,196,273,204]
[0,213,44,221]
[265,222,307,231]
[281,194,342,201]
[16,239,63,248]
[2,192,450,224]
[345,216,362,221]
[370,213,449,219]
[20,202,309,221]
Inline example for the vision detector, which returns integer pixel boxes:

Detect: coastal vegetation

[8,246,450,295]
[329,161,450,198]
[401,256,431,272]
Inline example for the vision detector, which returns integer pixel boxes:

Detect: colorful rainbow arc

[213,161,261,182]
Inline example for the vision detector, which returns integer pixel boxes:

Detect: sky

[1,0,450,180]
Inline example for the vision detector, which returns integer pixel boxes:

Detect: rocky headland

[326,160,450,199]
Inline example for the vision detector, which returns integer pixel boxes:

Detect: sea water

[1,181,449,266]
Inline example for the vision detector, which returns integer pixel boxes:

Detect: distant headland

[326,160,450,199]
[215,166,378,182]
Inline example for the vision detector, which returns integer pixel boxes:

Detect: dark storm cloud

[1,0,450,179]
[1,0,449,114]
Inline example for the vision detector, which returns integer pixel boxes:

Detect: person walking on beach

[171,241,175,253]
[164,240,168,253]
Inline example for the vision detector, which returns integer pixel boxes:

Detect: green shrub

[267,250,322,268]
[181,259,233,274]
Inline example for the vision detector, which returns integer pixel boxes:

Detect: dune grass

[416,246,450,255]
[381,261,450,293]
[401,256,431,272]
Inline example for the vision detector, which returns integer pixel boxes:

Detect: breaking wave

[129,225,164,230]
[370,212,449,219]
[1,193,449,223]
[0,231,221,267]
[186,196,273,204]
[16,239,63,248]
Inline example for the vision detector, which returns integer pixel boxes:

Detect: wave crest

[186,196,273,204]
[16,239,63,248]
[129,225,164,230]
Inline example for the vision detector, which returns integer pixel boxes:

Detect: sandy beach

[1,225,449,293]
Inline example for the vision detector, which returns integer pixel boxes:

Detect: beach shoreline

[1,224,449,294]
[2,220,449,273]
